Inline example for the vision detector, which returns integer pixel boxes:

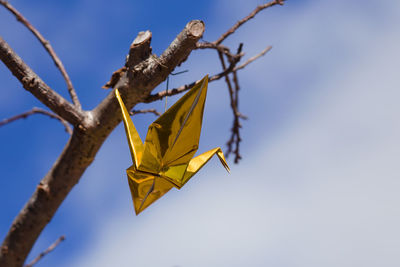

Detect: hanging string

[165,70,189,112]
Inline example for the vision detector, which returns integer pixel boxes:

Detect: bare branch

[0,37,84,125]
[0,107,72,134]
[24,236,65,267]
[214,0,284,45]
[130,109,161,117]
[196,41,229,52]
[226,116,242,163]
[234,45,272,71]
[0,21,205,267]
[0,0,81,109]
[195,0,277,162]
[144,69,231,103]
[94,20,205,122]
[216,44,245,163]
[156,20,205,74]
[227,69,243,163]
[126,31,153,69]
[145,45,270,103]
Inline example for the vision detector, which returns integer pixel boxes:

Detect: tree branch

[0,37,84,125]
[24,236,65,267]
[103,31,152,89]
[214,0,284,45]
[234,45,272,71]
[0,0,81,109]
[217,44,245,163]
[196,42,243,60]
[130,109,161,117]
[0,107,72,134]
[194,0,280,162]
[144,46,270,102]
[151,0,278,104]
[196,42,230,53]
[93,20,205,129]
[0,20,205,267]
[226,69,244,163]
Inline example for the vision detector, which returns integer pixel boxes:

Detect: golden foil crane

[115,75,230,214]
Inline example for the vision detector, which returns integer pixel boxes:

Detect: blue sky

[1,0,400,266]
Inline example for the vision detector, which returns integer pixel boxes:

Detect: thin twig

[234,45,272,71]
[0,107,72,134]
[130,109,161,117]
[227,70,243,163]
[217,51,235,113]
[217,44,245,163]
[196,42,244,64]
[24,236,65,267]
[214,0,284,45]
[0,0,81,109]
[144,66,231,102]
[197,42,233,55]
[170,70,189,76]
[196,41,229,52]
[145,46,270,102]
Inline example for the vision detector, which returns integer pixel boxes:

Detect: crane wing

[115,89,144,169]
[139,76,209,173]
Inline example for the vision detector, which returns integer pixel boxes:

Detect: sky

[1,0,400,266]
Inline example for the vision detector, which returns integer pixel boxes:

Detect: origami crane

[115,75,230,214]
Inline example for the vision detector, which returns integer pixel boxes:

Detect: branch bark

[0,37,84,125]
[0,107,72,134]
[0,20,205,267]
[130,109,161,117]
[144,46,269,103]
[0,0,81,109]
[24,236,65,267]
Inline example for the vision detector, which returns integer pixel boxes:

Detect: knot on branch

[37,182,51,198]
[102,66,127,89]
[1,246,8,255]
[21,76,38,89]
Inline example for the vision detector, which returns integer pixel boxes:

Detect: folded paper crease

[115,75,229,214]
